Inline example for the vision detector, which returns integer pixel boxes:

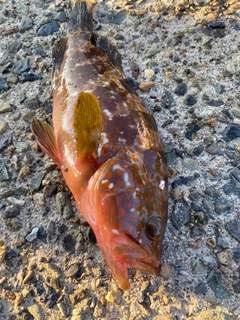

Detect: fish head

[86,147,168,289]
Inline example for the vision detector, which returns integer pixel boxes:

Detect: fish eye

[146,216,164,241]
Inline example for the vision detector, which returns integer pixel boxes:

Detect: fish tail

[69,0,93,33]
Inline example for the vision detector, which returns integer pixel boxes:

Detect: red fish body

[32,0,168,290]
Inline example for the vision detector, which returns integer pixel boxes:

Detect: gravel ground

[0,0,240,319]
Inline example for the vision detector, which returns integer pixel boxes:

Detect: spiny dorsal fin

[52,37,67,85]
[31,119,61,168]
[91,33,123,72]
[69,0,93,33]
[74,92,102,159]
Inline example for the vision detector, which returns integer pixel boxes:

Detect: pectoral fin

[74,92,102,159]
[31,119,61,167]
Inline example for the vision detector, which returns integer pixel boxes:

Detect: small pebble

[217,249,232,266]
[0,102,12,114]
[105,290,122,304]
[182,158,198,170]
[26,227,39,242]
[139,82,155,91]
[160,263,171,279]
[144,69,154,79]
[27,303,43,320]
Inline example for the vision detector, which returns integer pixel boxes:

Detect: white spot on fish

[109,183,114,189]
[112,229,120,235]
[159,180,165,190]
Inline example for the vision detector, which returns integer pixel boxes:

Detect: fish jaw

[95,229,161,290]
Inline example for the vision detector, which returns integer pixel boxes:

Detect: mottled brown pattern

[49,0,168,290]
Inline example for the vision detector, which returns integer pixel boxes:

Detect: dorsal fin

[52,37,67,85]
[74,92,102,159]
[91,33,123,72]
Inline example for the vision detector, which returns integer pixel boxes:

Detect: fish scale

[32,0,168,290]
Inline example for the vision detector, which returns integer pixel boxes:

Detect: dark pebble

[222,109,233,119]
[193,145,204,156]
[185,124,201,140]
[230,169,240,183]
[174,82,187,96]
[18,18,33,32]
[233,281,240,294]
[30,173,45,191]
[8,39,22,53]
[215,84,225,94]
[45,104,52,114]
[0,78,9,94]
[44,286,59,309]
[38,226,47,243]
[56,192,74,220]
[47,221,55,238]
[0,132,13,151]
[190,226,206,237]
[24,96,40,109]
[206,143,221,155]
[191,202,204,212]
[86,227,96,244]
[43,185,57,198]
[20,72,42,82]
[207,100,224,106]
[207,271,230,299]
[217,237,230,250]
[225,150,239,161]
[185,95,197,106]
[172,176,195,188]
[64,263,82,278]
[13,185,28,196]
[195,282,208,294]
[63,234,76,253]
[53,11,67,22]
[13,59,31,74]
[222,181,240,198]
[3,206,20,218]
[223,124,240,142]
[174,260,188,276]
[166,36,181,47]
[225,220,240,243]
[175,148,184,158]
[166,150,177,166]
[213,29,226,38]
[37,21,60,36]
[161,90,175,109]
[214,198,233,215]
[209,21,225,29]
[98,10,126,25]
[232,248,240,263]
[127,77,139,90]
[172,54,181,63]
[171,202,190,230]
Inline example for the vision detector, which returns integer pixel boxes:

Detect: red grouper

[32,0,168,290]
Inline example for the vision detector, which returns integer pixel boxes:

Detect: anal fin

[74,92,102,159]
[32,119,61,168]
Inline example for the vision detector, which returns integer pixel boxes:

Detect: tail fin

[69,0,93,33]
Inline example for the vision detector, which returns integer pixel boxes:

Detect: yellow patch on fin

[31,119,61,168]
[74,92,102,159]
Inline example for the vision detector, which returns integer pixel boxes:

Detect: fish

[32,0,168,290]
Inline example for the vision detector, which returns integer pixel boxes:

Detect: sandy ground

[0,0,240,319]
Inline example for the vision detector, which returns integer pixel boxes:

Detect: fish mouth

[113,233,160,275]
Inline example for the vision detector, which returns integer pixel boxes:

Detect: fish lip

[113,233,160,275]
